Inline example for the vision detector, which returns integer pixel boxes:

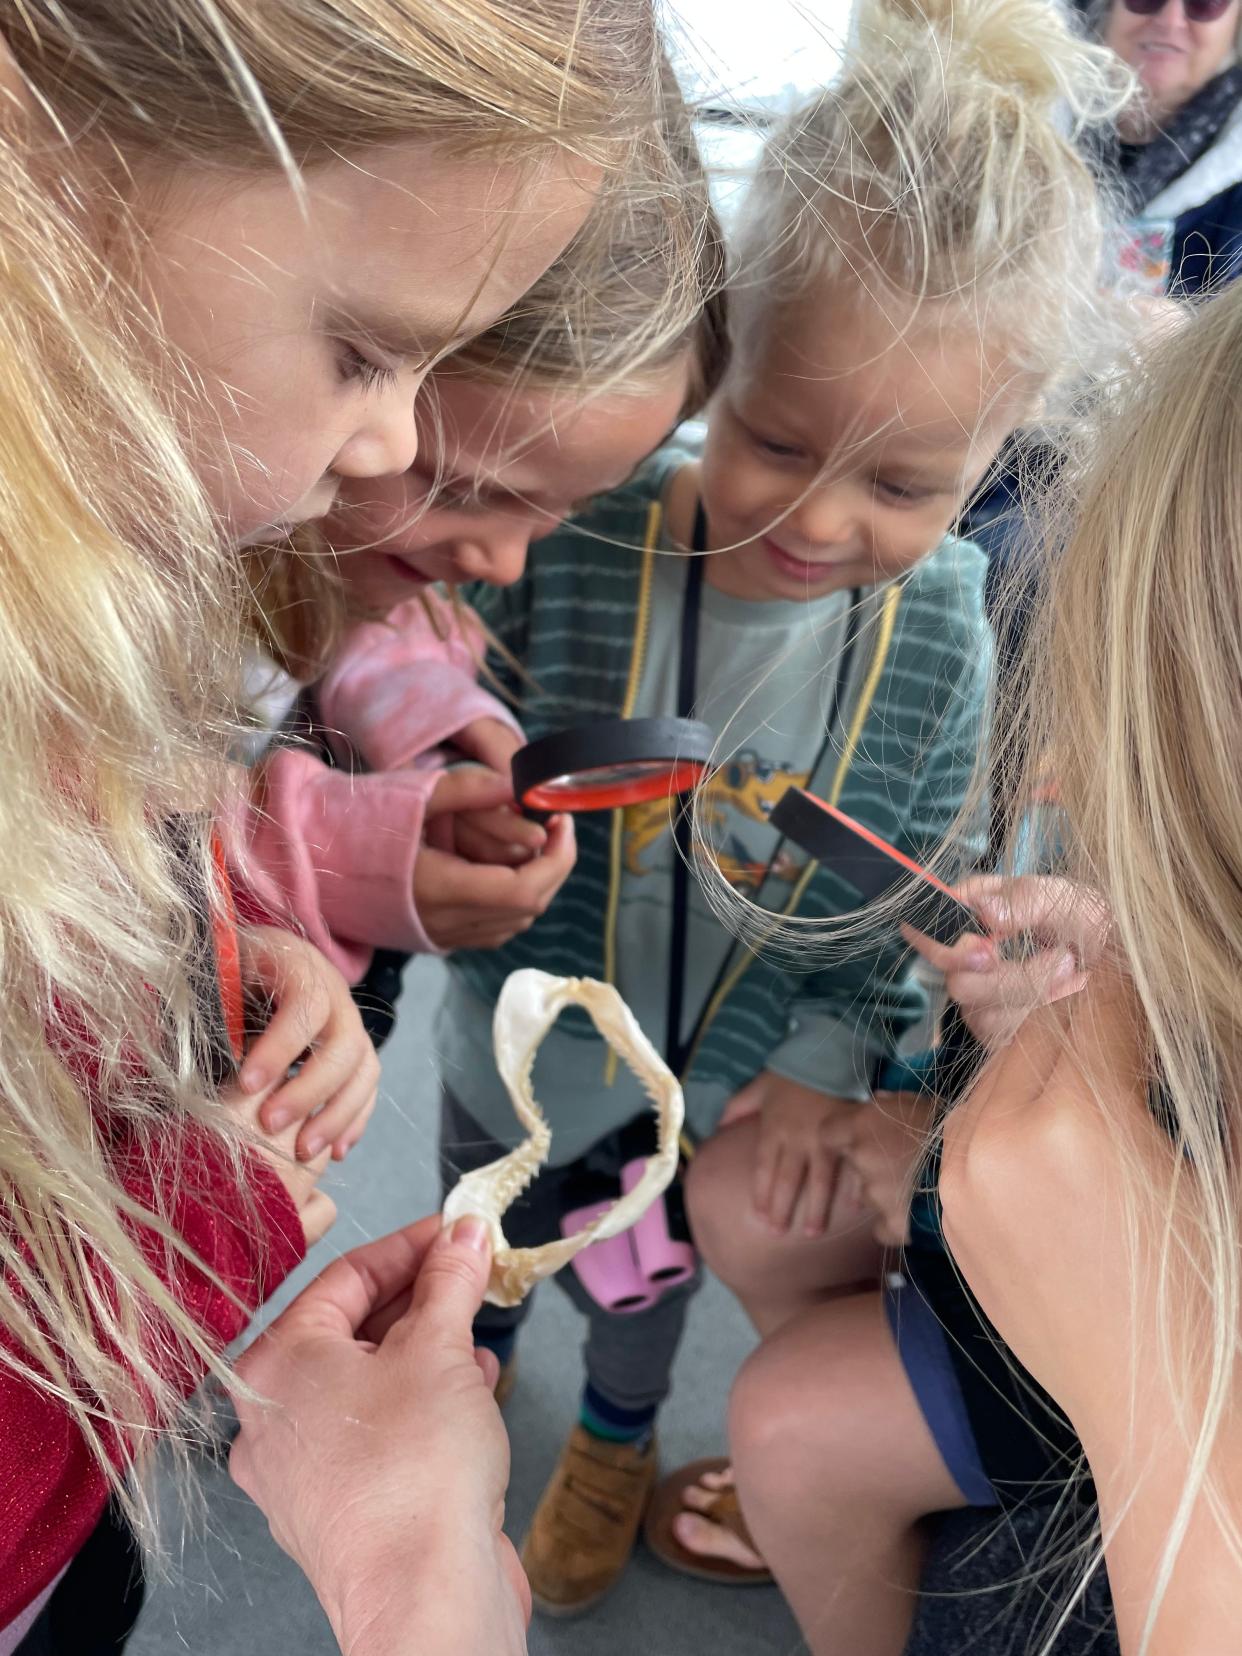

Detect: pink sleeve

[318,592,520,772]
[242,749,445,982]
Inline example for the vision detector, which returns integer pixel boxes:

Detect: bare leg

[680,1292,965,1656]
[686,1116,883,1337]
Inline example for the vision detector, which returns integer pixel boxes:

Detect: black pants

[351,947,411,1049]
[16,1501,145,1656]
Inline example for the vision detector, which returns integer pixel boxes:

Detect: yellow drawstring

[676,582,903,1158]
[602,504,661,1083]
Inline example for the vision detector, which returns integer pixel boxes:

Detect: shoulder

[894,536,988,643]
[1146,99,1242,221]
[872,538,991,718]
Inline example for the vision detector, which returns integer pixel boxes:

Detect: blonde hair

[733,0,1131,407]
[249,53,728,679]
[0,0,659,1544]
[455,56,729,408]
[691,0,1136,957]
[992,283,1242,1646]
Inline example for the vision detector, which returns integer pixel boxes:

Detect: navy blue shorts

[884,1272,998,1509]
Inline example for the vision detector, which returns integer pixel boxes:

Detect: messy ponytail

[733,0,1131,404]
[691,0,1135,963]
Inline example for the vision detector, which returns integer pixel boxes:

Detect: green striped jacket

[452,449,991,1102]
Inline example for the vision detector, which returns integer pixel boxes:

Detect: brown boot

[521,1425,657,1617]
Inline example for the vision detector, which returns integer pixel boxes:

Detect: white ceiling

[661,0,852,110]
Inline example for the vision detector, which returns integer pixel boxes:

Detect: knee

[727,1339,822,1512]
[727,1320,873,1507]
[685,1122,759,1287]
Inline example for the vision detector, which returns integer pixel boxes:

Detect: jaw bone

[441,969,685,1307]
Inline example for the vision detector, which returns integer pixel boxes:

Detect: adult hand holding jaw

[229,1216,530,1656]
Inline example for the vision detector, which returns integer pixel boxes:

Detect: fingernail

[265,1108,289,1132]
[965,944,993,971]
[1052,950,1078,981]
[241,1066,266,1095]
[301,1135,323,1160]
[450,1216,491,1254]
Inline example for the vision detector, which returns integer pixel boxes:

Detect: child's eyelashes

[336,340,401,394]
[874,476,934,507]
[745,424,807,462]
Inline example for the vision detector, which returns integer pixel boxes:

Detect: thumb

[426,766,514,819]
[403,1215,494,1336]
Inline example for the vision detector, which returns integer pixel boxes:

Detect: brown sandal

[643,1457,774,1586]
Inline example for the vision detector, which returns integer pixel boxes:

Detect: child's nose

[788,481,858,548]
[333,389,421,482]
[453,529,530,587]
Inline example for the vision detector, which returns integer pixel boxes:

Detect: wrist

[325,1516,521,1656]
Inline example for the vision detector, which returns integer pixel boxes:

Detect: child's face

[698,290,1028,603]
[327,364,689,612]
[135,144,598,547]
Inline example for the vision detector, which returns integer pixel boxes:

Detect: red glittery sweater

[0,860,307,1630]
[0,1124,305,1628]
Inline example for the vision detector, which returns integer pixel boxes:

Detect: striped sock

[580,1382,656,1447]
[474,1326,517,1368]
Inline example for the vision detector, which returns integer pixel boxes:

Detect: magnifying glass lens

[522,759,707,813]
[513,719,714,814]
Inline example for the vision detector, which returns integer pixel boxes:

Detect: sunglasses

[1122,0,1234,19]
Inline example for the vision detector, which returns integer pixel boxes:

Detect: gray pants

[440,1087,700,1414]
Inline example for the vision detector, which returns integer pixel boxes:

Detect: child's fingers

[955,875,1109,960]
[765,1147,807,1234]
[454,810,545,866]
[720,1077,766,1128]
[240,969,334,1096]
[425,765,515,821]
[299,1188,339,1248]
[800,1142,841,1238]
[458,805,546,850]
[949,949,1085,1023]
[899,923,994,976]
[452,717,525,775]
[419,844,557,915]
[871,1207,909,1249]
[332,1090,378,1161]
[262,1030,380,1134]
[298,1064,380,1162]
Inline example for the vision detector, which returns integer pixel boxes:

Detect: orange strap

[210,831,246,1063]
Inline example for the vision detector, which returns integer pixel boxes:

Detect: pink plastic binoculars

[561,1158,698,1313]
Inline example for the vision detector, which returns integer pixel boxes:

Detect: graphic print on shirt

[623,750,809,890]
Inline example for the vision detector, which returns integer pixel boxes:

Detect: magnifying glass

[769,786,978,946]
[511,716,715,814]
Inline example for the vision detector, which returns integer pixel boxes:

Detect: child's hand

[416,805,576,952]
[902,874,1101,1044]
[727,1072,858,1238]
[824,1091,935,1246]
[423,764,546,869]
[237,927,381,1163]
[222,1078,338,1247]
[453,716,524,776]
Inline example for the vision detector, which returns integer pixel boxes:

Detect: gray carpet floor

[129,957,803,1655]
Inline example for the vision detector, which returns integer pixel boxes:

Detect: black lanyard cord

[664,511,706,1072]
[662,500,863,1077]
